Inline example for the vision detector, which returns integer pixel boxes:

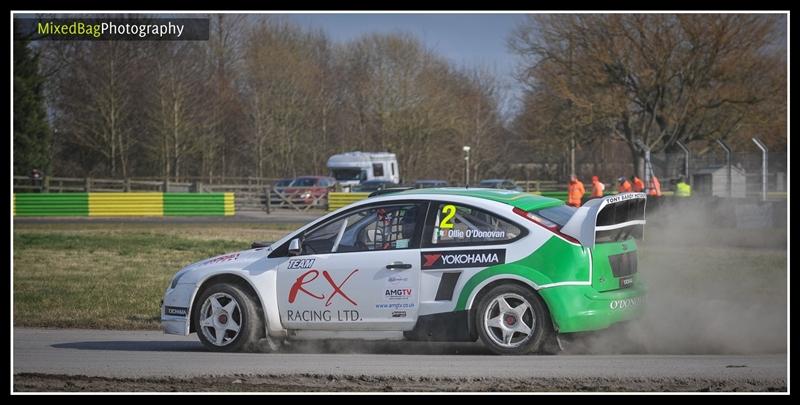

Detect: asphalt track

[13,328,787,384]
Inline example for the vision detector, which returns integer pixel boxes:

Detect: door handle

[386,262,412,270]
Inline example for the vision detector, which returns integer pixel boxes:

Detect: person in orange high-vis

[591,175,605,198]
[648,175,662,197]
[567,175,585,207]
[631,176,645,192]
[617,176,632,193]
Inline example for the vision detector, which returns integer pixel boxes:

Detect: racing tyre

[194,282,265,352]
[476,284,554,355]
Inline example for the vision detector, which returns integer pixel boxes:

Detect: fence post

[194,181,203,193]
[85,177,92,192]
[676,141,690,181]
[716,139,732,198]
[162,179,169,193]
[43,176,50,193]
[752,137,768,201]
[124,178,131,192]
[265,185,272,215]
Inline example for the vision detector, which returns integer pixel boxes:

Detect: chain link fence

[654,149,787,199]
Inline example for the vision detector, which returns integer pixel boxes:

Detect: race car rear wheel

[476,283,552,355]
[195,282,264,352]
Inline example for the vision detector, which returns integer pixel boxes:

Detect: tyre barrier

[13,192,235,217]
[327,192,371,211]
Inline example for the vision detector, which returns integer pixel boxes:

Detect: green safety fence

[13,192,235,217]
[164,193,233,216]
[13,193,89,216]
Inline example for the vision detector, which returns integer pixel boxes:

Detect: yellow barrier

[89,192,164,216]
[224,193,235,216]
[327,192,371,211]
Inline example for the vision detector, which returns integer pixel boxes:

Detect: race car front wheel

[476,284,553,355]
[195,282,264,352]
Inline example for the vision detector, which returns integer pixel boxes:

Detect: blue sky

[285,13,529,114]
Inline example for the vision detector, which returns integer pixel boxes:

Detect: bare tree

[510,14,786,177]
[143,41,207,180]
[41,16,510,183]
[51,41,140,177]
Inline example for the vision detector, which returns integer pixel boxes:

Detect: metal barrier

[13,193,89,216]
[13,192,235,217]
[327,192,371,211]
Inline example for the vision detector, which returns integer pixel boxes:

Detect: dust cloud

[563,198,788,355]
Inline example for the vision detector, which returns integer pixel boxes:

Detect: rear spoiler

[560,193,647,248]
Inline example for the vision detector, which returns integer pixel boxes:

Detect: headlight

[170,270,187,289]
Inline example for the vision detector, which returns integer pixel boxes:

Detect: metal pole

[570,136,576,177]
[716,139,732,197]
[676,141,690,182]
[466,152,469,187]
[463,146,471,187]
[644,149,651,194]
[752,137,768,201]
[634,140,650,194]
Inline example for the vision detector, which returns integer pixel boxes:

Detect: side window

[302,217,347,255]
[391,162,396,176]
[302,204,421,255]
[430,203,522,246]
[373,163,384,177]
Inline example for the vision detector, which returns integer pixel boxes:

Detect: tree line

[14,14,786,184]
[509,14,787,179]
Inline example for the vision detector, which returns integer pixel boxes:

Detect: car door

[276,201,428,331]
[418,201,527,316]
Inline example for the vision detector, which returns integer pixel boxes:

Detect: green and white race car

[161,188,647,355]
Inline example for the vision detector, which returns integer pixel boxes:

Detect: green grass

[13,223,294,330]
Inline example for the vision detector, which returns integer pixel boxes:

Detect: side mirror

[288,238,302,256]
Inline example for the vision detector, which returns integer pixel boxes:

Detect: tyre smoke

[563,198,788,355]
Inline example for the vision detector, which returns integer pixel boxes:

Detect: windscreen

[535,205,577,227]
[332,168,362,181]
[291,178,316,187]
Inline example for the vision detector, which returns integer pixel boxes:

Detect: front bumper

[539,283,646,333]
[161,314,189,335]
[160,283,195,335]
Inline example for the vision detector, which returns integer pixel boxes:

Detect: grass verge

[13,223,293,329]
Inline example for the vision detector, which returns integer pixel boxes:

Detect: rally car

[161,188,647,355]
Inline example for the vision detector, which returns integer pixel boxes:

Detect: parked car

[161,189,648,355]
[479,179,523,192]
[414,179,450,189]
[281,176,337,205]
[273,178,293,190]
[266,179,295,205]
[352,180,396,193]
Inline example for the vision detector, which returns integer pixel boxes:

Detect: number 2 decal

[439,205,456,229]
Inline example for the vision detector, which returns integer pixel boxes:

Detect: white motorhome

[327,152,400,191]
